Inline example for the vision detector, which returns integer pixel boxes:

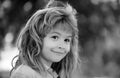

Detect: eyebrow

[50,31,72,38]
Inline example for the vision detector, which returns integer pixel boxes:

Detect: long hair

[11,0,80,78]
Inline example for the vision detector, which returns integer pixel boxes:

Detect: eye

[51,35,59,40]
[64,38,71,43]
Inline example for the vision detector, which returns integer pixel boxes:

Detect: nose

[58,45,64,49]
[58,40,65,49]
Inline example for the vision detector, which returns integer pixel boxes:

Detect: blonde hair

[11,0,80,78]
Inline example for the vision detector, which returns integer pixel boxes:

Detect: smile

[51,50,65,54]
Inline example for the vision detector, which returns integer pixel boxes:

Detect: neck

[40,57,52,69]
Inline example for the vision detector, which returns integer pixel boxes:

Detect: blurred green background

[1,0,120,78]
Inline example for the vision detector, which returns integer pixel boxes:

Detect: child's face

[41,24,72,66]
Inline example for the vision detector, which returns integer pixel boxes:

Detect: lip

[51,50,65,54]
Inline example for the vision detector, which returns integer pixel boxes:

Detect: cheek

[43,39,56,48]
[66,44,71,53]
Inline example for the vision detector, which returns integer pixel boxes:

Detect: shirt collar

[43,63,50,70]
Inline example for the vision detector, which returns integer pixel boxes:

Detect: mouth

[51,50,65,54]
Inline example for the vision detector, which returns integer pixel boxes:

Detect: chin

[52,58,63,62]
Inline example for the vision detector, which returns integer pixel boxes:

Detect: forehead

[47,23,73,37]
[53,22,73,34]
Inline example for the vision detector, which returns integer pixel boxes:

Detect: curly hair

[11,0,80,78]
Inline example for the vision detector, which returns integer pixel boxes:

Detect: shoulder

[10,64,42,78]
[12,64,35,74]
